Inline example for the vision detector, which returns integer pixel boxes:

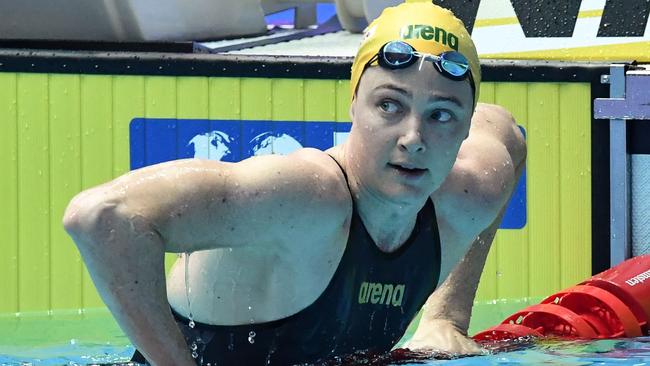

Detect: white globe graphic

[188,130,232,160]
[250,132,302,156]
[188,130,303,161]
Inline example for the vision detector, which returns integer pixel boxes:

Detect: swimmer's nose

[398,120,426,154]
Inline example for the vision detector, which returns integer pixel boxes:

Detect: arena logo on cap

[400,24,459,50]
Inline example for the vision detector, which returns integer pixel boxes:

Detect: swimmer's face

[347,63,474,201]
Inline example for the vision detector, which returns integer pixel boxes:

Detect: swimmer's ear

[349,97,357,121]
[464,110,475,139]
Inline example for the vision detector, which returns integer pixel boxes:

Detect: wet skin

[63,64,526,366]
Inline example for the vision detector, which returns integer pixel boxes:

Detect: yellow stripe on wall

[0,74,592,314]
[481,41,650,62]
[474,9,604,28]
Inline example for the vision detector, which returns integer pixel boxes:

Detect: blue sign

[129,118,526,229]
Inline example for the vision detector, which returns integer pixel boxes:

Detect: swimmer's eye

[431,109,454,123]
[379,100,401,114]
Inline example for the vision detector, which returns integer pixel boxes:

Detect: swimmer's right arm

[62,152,348,366]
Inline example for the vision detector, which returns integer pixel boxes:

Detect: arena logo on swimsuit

[400,24,459,51]
[358,281,405,307]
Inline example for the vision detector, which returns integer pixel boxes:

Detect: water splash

[184,252,195,329]
[190,341,198,359]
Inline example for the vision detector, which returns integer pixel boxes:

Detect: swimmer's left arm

[403,211,504,355]
[404,103,526,354]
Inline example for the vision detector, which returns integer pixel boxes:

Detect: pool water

[2,300,650,366]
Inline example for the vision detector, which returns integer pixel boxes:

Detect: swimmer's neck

[353,179,428,253]
[330,147,429,253]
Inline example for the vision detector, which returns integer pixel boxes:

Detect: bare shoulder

[471,103,526,163]
[433,103,526,238]
[65,148,352,254]
[474,102,514,120]
[279,147,352,212]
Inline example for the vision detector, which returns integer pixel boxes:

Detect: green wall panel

[0,73,592,315]
[527,83,562,297]
[49,74,83,311]
[209,78,240,119]
[81,76,114,308]
[145,77,177,119]
[17,73,51,312]
[474,82,592,302]
[241,78,271,120]
[178,77,209,119]
[0,73,18,314]
[305,80,336,121]
[558,83,592,288]
[335,80,351,123]
[113,77,144,178]
[272,79,304,120]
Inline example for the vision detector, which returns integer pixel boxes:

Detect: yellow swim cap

[350,0,481,107]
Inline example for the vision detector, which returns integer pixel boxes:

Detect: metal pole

[608,64,630,266]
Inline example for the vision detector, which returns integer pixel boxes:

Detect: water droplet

[185,252,195,328]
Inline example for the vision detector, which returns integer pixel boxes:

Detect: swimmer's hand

[402,318,485,356]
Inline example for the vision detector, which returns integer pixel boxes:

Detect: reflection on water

[3,307,650,365]
[420,337,650,366]
[3,335,650,365]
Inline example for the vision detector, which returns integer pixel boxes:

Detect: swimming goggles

[365,40,471,82]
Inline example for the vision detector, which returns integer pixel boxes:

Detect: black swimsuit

[132,158,442,365]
